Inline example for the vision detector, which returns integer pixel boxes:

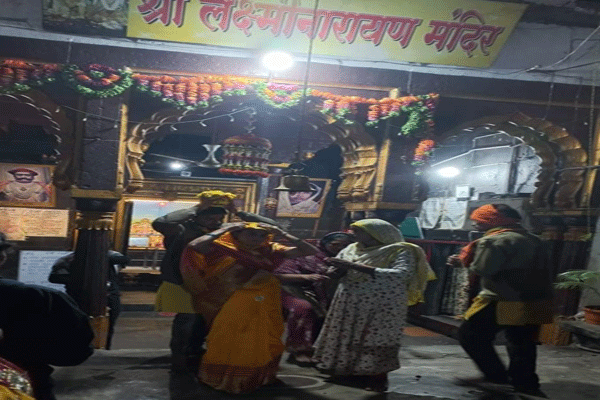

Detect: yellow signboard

[127,0,527,68]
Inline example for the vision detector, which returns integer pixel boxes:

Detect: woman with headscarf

[179,222,318,394]
[274,232,354,364]
[313,219,435,392]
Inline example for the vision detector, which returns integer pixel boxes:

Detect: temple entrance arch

[125,99,378,201]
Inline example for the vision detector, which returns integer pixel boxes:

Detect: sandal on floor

[287,353,315,367]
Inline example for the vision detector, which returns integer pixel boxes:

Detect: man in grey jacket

[152,192,276,373]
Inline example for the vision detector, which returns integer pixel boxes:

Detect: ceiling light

[261,51,294,71]
[170,161,184,170]
[437,166,461,178]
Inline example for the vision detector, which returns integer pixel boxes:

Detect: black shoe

[455,376,510,387]
[454,376,512,393]
[287,353,315,367]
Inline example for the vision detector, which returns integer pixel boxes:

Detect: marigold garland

[62,64,133,98]
[253,82,304,109]
[0,59,59,94]
[0,59,439,137]
[132,73,251,109]
[130,74,439,136]
[412,139,436,175]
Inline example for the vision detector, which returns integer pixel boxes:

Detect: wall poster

[276,178,330,218]
[0,208,70,241]
[128,200,197,249]
[18,250,71,292]
[0,163,55,208]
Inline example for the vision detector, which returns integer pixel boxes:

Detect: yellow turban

[196,190,237,207]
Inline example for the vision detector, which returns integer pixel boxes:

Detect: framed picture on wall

[127,200,198,249]
[0,163,55,208]
[276,178,331,218]
[112,178,258,254]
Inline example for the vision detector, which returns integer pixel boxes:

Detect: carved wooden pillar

[71,200,116,316]
[69,95,126,323]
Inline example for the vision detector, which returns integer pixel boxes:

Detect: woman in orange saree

[180,223,318,394]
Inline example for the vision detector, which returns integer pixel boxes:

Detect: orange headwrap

[470,204,520,227]
[459,204,521,268]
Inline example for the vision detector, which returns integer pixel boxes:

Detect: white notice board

[18,250,72,292]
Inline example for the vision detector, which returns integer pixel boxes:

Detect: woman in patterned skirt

[274,232,354,364]
[313,219,434,392]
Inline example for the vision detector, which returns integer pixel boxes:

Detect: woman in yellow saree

[180,222,318,394]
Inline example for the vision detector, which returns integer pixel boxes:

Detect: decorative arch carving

[125,102,377,201]
[450,113,587,209]
[0,90,74,190]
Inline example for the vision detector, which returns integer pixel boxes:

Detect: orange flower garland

[131,72,439,135]
[62,64,132,98]
[133,73,251,108]
[133,74,439,136]
[0,58,439,137]
[0,59,59,94]
[412,139,436,174]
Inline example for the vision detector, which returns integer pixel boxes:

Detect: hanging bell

[274,174,316,192]
[198,144,222,168]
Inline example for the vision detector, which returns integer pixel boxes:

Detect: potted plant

[554,270,600,325]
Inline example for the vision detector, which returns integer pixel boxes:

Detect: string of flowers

[313,89,362,125]
[62,64,133,98]
[132,74,251,110]
[131,74,439,136]
[0,59,59,94]
[253,82,304,108]
[0,58,439,136]
[412,139,436,175]
[366,94,439,135]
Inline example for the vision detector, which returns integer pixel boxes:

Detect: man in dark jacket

[153,191,277,372]
[448,204,553,398]
[0,232,94,400]
[50,250,129,350]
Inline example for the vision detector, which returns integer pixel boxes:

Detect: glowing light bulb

[437,167,461,178]
[261,51,294,71]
